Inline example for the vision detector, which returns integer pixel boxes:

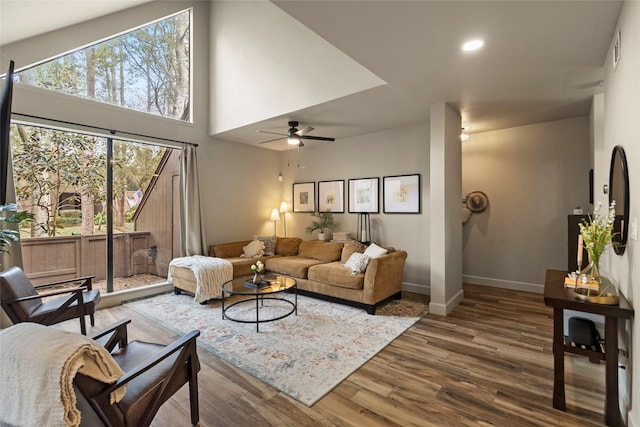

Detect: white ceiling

[0,0,623,149]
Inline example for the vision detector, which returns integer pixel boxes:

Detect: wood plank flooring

[60,284,607,426]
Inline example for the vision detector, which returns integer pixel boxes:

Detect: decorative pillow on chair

[364,242,388,259]
[241,240,265,258]
[257,236,277,256]
[344,253,370,275]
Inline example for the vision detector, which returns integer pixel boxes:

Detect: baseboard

[99,282,173,308]
[628,409,637,427]
[403,281,430,295]
[463,274,544,294]
[429,288,464,316]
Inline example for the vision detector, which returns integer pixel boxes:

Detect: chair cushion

[0,266,42,321]
[30,289,100,325]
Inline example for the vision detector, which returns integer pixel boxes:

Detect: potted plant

[305,211,336,241]
[1,203,32,268]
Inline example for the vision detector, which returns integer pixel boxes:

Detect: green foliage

[305,211,337,234]
[125,208,137,223]
[1,204,33,258]
[59,210,82,226]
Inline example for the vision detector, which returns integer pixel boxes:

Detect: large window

[10,124,182,294]
[16,10,191,121]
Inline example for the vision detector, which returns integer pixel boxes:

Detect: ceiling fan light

[288,135,300,145]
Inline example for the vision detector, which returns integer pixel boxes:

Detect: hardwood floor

[63,284,607,426]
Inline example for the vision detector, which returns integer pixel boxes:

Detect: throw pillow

[340,239,367,263]
[241,240,264,258]
[257,236,277,256]
[364,242,388,259]
[344,252,370,275]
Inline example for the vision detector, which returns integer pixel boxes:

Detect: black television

[0,60,15,205]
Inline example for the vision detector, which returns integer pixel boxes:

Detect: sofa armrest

[362,250,407,303]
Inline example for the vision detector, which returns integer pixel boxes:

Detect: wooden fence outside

[20,232,155,285]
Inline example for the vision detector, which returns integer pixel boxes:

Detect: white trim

[98,282,174,309]
[429,289,464,316]
[463,274,544,294]
[402,281,430,295]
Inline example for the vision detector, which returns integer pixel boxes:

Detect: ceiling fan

[258,121,335,147]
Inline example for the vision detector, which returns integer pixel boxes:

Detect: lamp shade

[279,202,289,213]
[270,208,280,221]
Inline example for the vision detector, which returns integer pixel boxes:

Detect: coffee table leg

[222,291,225,320]
[256,295,260,332]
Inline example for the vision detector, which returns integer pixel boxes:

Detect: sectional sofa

[170,237,407,314]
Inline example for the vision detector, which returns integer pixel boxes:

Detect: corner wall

[462,117,591,293]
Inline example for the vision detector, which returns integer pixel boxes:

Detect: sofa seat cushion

[307,262,365,290]
[265,256,323,279]
[298,240,344,263]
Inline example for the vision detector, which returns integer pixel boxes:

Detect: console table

[543,269,633,427]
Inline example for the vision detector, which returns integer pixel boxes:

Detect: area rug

[125,292,426,406]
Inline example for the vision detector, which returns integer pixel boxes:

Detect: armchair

[75,319,201,426]
[0,266,99,335]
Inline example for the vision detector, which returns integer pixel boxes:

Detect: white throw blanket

[0,323,125,427]
[168,255,233,303]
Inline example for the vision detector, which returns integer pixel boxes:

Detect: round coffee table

[221,275,297,332]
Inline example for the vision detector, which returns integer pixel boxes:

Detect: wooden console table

[543,269,633,427]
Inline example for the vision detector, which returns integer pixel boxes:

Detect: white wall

[208,1,384,134]
[462,117,591,293]
[600,1,640,425]
[276,123,430,291]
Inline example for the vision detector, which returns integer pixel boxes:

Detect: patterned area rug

[125,292,427,406]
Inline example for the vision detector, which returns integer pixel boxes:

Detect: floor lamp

[279,202,289,237]
[270,208,280,236]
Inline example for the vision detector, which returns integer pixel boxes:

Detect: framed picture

[293,182,315,213]
[348,177,379,213]
[318,180,344,213]
[383,174,421,213]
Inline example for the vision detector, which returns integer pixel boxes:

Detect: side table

[543,269,633,427]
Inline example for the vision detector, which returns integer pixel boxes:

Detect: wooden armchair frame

[0,266,99,335]
[76,319,201,426]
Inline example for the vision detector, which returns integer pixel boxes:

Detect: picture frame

[383,174,421,214]
[348,177,379,213]
[318,180,344,213]
[292,182,315,213]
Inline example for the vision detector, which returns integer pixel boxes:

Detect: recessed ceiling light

[462,39,484,52]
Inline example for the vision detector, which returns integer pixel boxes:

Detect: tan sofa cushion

[308,262,365,290]
[210,241,250,258]
[298,240,344,263]
[275,237,302,256]
[340,239,367,263]
[265,256,323,279]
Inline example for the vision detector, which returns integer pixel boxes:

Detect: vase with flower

[250,260,264,284]
[575,201,619,305]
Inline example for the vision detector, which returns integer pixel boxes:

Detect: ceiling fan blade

[296,126,314,136]
[300,135,335,142]
[258,136,286,144]
[258,130,287,136]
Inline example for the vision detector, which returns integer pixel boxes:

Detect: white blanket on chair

[0,323,125,427]
[168,255,233,303]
